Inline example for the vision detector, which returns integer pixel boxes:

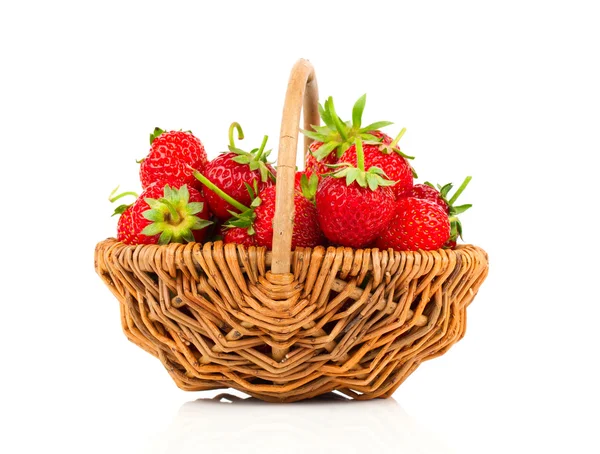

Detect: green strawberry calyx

[425,176,472,243]
[299,173,319,203]
[108,186,139,216]
[140,184,212,245]
[225,122,276,183]
[149,127,166,145]
[149,127,194,145]
[301,94,393,161]
[328,138,396,191]
[194,170,258,235]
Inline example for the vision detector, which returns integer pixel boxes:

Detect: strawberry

[302,95,393,175]
[305,141,338,177]
[400,183,448,212]
[112,184,212,245]
[315,138,396,248]
[253,176,324,250]
[339,128,415,197]
[139,128,208,191]
[398,177,472,247]
[200,172,324,250]
[200,123,275,221]
[223,226,256,247]
[375,197,450,251]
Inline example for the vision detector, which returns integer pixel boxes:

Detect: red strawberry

[398,177,472,247]
[253,184,324,250]
[375,197,450,251]
[223,226,256,247]
[339,128,415,197]
[400,183,448,212]
[139,128,208,191]
[209,172,324,250]
[199,123,275,221]
[315,138,396,248]
[113,184,212,245]
[305,141,338,177]
[302,94,393,174]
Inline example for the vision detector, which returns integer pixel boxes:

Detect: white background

[1,1,599,453]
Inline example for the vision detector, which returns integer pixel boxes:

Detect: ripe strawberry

[375,197,450,251]
[253,182,324,250]
[199,123,275,221]
[398,177,472,247]
[302,95,393,175]
[400,183,448,212]
[223,226,256,247]
[315,138,396,248]
[305,141,338,177]
[113,184,212,245]
[206,172,324,250]
[139,128,208,191]
[339,128,415,197]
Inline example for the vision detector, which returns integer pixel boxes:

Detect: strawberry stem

[390,127,407,148]
[193,170,250,212]
[328,98,348,141]
[448,176,472,205]
[108,186,138,203]
[158,198,181,223]
[356,138,365,172]
[255,135,269,161]
[228,122,244,148]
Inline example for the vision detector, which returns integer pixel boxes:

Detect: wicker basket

[94,59,489,403]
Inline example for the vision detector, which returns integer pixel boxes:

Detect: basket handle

[270,59,320,275]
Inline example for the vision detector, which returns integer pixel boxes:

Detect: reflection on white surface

[147,392,455,454]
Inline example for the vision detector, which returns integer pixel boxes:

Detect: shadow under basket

[94,59,489,403]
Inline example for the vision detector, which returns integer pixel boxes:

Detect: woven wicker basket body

[95,60,489,402]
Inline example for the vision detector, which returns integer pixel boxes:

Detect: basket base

[96,239,488,402]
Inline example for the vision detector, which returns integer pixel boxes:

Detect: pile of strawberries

[110,95,472,252]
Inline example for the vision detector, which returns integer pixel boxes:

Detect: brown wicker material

[94,59,489,402]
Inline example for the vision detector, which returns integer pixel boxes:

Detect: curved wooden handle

[270,59,320,275]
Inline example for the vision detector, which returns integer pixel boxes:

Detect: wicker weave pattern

[95,238,488,402]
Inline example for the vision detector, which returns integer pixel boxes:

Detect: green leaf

[232,155,251,164]
[163,185,173,200]
[158,230,173,245]
[439,183,453,199]
[360,121,393,132]
[143,209,164,222]
[356,171,367,188]
[187,202,204,215]
[451,204,472,215]
[111,204,130,217]
[244,182,255,199]
[144,198,161,209]
[361,133,381,142]
[352,94,366,129]
[182,230,195,243]
[150,127,165,144]
[192,218,213,230]
[300,129,325,141]
[259,163,268,182]
[251,197,262,208]
[141,222,164,236]
[392,147,415,159]
[178,185,189,203]
[313,141,339,160]
[319,102,335,128]
[366,174,378,191]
